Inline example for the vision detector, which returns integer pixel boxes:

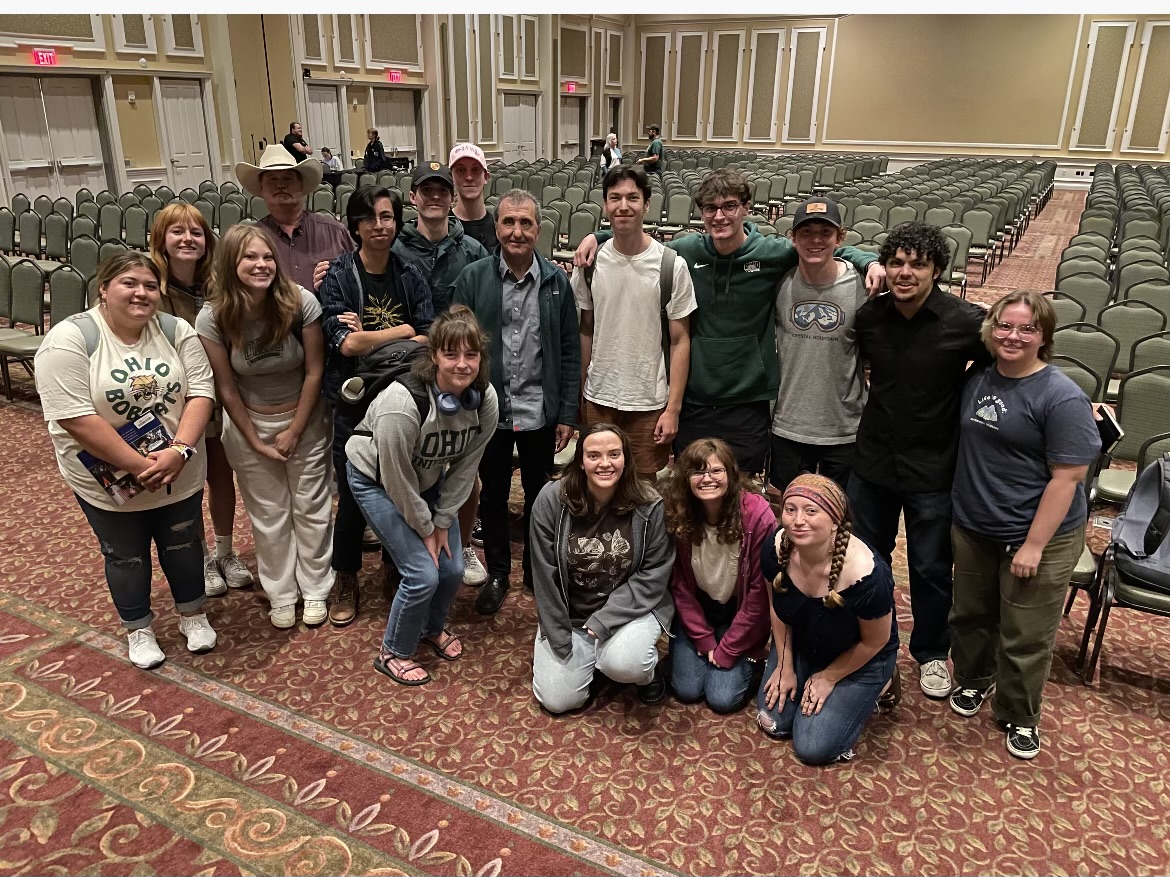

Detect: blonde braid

[772,531,793,592]
[823,520,852,609]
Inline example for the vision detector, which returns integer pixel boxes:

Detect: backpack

[69,310,179,356]
[583,242,677,369]
[1111,453,1170,593]
[338,338,432,432]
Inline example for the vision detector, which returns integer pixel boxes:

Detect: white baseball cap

[449,143,488,171]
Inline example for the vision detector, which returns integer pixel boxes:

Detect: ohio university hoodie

[595,223,876,407]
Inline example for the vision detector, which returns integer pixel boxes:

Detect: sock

[214,535,232,559]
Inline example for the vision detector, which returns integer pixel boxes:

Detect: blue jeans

[347,463,464,658]
[76,491,207,629]
[669,619,755,713]
[755,641,895,765]
[848,475,954,664]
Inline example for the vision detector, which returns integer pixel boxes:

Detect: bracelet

[169,440,197,462]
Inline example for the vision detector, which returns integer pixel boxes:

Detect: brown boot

[329,571,360,626]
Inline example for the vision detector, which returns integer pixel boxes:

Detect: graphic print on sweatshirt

[413,423,484,470]
[790,301,845,333]
[106,353,182,423]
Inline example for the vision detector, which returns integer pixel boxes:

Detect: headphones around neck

[434,384,482,416]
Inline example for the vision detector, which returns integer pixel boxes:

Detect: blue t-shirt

[952,364,1099,543]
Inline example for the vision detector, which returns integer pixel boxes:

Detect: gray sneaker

[204,553,227,597]
[218,553,254,588]
[919,659,953,699]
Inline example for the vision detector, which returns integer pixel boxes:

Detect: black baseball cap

[411,161,454,190]
[792,197,843,230]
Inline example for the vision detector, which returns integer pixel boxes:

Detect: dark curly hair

[878,221,950,276]
[662,438,747,546]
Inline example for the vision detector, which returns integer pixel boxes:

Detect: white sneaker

[218,553,254,588]
[302,600,328,626]
[270,604,297,629]
[204,554,227,597]
[127,627,166,669]
[178,614,217,653]
[919,659,953,699]
[463,547,488,586]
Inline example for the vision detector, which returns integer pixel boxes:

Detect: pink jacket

[669,491,775,667]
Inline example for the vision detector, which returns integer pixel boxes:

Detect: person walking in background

[197,225,335,630]
[150,203,255,599]
[235,145,353,293]
[34,252,217,668]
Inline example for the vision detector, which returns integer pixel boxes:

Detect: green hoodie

[594,224,876,405]
[393,217,490,312]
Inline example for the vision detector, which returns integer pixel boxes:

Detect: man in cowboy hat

[235,144,353,293]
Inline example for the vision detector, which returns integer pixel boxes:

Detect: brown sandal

[373,653,431,686]
[877,665,902,714]
[422,629,462,661]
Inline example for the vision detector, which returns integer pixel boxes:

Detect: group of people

[32,133,1099,764]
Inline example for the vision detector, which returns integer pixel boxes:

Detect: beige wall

[111,75,160,168]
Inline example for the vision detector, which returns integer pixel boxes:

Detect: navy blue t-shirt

[952,364,1099,543]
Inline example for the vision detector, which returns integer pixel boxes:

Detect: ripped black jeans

[76,491,207,629]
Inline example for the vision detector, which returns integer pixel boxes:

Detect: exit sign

[387,69,402,83]
[31,48,58,66]
[565,81,576,93]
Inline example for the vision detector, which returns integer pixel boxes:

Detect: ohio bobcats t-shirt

[566,507,635,624]
[34,306,215,512]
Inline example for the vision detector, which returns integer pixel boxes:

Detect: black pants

[768,434,854,493]
[332,410,390,573]
[478,425,555,580]
[674,401,771,476]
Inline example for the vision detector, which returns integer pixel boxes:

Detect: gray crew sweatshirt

[345,381,499,537]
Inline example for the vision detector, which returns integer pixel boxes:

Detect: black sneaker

[949,684,994,718]
[1005,724,1041,760]
[637,666,667,705]
[471,519,484,547]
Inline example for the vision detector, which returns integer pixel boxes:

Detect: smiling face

[581,430,625,497]
[495,198,539,265]
[604,178,649,235]
[781,496,836,551]
[102,265,161,326]
[790,220,846,270]
[701,195,747,245]
[410,180,454,222]
[432,343,480,396]
[689,453,729,505]
[358,196,398,251]
[989,301,1042,370]
[235,236,276,296]
[259,168,304,208]
[885,246,939,306]
[163,220,206,267]
[451,158,488,203]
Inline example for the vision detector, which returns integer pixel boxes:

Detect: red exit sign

[31,48,58,66]
[565,81,576,93]
[387,69,402,83]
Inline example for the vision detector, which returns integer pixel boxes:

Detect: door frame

[302,81,348,165]
[153,72,223,190]
[500,89,543,163]
[369,85,425,164]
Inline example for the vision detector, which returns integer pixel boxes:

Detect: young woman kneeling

[757,474,900,764]
[662,438,774,713]
[345,306,497,685]
[530,423,675,713]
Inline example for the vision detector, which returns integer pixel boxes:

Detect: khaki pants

[221,399,335,609]
[949,524,1083,728]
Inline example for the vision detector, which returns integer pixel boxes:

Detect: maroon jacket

[669,491,775,667]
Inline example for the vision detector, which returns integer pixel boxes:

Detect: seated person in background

[757,474,899,765]
[321,148,343,172]
[530,424,675,713]
[662,438,774,713]
[344,306,498,686]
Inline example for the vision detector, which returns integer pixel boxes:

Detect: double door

[0,75,107,202]
[373,88,418,160]
[559,96,586,161]
[502,93,539,163]
[306,84,345,166]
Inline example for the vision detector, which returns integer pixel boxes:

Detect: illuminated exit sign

[31,48,58,66]
[565,81,576,93]
[387,69,402,83]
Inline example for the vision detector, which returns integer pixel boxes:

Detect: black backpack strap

[659,246,676,369]
[1144,454,1170,556]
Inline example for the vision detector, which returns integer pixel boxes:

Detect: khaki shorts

[582,400,669,476]
[205,402,225,441]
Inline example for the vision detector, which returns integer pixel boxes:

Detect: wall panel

[673,32,706,140]
[709,30,743,140]
[1072,20,1135,149]
[1122,20,1170,151]
[746,28,782,142]
[641,33,669,133]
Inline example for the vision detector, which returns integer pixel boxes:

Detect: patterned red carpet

[3,188,1170,876]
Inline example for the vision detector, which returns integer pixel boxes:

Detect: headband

[781,474,847,525]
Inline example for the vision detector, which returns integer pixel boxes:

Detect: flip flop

[373,653,431,686]
[421,629,462,661]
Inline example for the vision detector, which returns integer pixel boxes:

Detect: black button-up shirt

[853,286,992,493]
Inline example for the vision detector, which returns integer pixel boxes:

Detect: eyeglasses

[690,467,728,479]
[990,321,1040,340]
[700,201,745,218]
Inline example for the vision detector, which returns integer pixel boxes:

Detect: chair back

[69,234,100,280]
[1118,260,1169,299]
[537,217,556,259]
[32,195,53,218]
[78,201,100,223]
[98,203,124,243]
[1044,291,1086,327]
[1132,331,1170,372]
[1056,272,1112,322]
[17,211,41,258]
[566,209,599,249]
[198,179,217,196]
[124,204,149,250]
[193,198,216,230]
[249,196,269,220]
[852,219,885,242]
[0,208,13,254]
[961,207,993,244]
[9,259,45,329]
[132,184,154,200]
[1138,432,1170,469]
[44,212,69,261]
[51,197,73,223]
[75,187,94,207]
[311,188,334,214]
[179,188,199,204]
[49,265,87,326]
[99,240,129,263]
[1100,300,1169,374]
[1052,322,1120,394]
[1056,256,1108,287]
[72,216,97,241]
[95,190,116,207]
[117,192,140,210]
[219,200,243,231]
[1113,366,1170,461]
[853,203,882,223]
[0,255,10,319]
[886,204,918,228]
[1050,354,1103,402]
[155,185,176,204]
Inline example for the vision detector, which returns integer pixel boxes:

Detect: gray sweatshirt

[345,381,498,537]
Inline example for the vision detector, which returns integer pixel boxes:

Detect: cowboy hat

[235,144,323,196]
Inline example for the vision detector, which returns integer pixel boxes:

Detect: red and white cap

[449,142,488,171]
